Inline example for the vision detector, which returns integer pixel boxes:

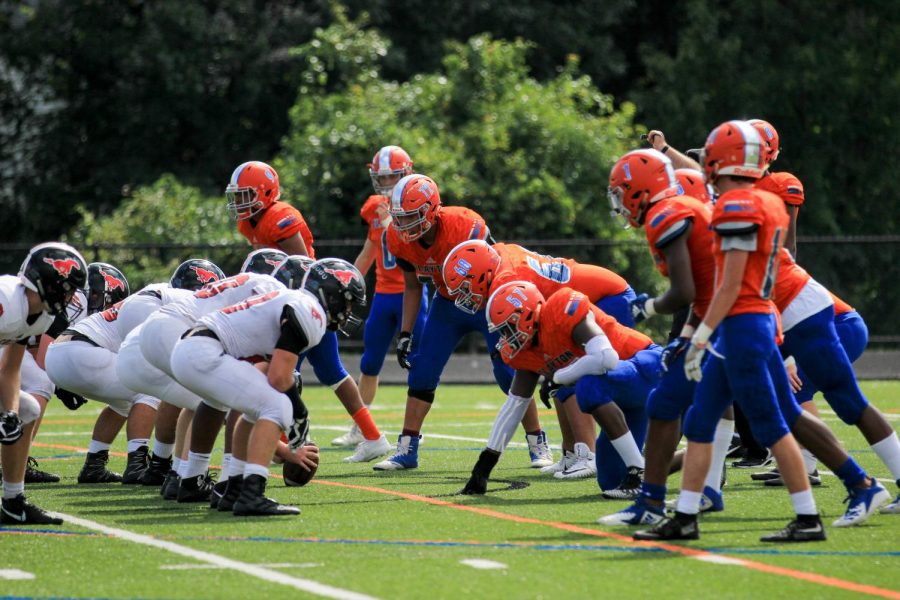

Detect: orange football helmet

[225,161,281,220]
[700,120,766,182]
[389,174,441,242]
[442,240,502,314]
[747,118,780,165]
[675,168,713,204]
[368,145,413,196]
[486,280,544,361]
[607,149,680,228]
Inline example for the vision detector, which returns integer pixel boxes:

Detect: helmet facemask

[390,202,433,242]
[488,312,532,361]
[226,184,264,221]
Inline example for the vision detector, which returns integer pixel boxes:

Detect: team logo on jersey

[324,268,356,286]
[43,257,82,277]
[310,306,323,326]
[276,216,296,230]
[102,272,126,292]
[191,266,221,283]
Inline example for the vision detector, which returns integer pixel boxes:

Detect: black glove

[0,411,24,445]
[396,332,413,370]
[56,388,87,411]
[661,336,691,372]
[539,377,561,409]
[285,372,309,449]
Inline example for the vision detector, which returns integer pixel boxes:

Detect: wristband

[679,324,696,339]
[644,298,657,317]
[692,322,715,347]
[660,145,670,154]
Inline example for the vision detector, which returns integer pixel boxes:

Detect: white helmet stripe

[378,147,393,173]
[230,162,253,185]
[391,174,416,210]
[732,120,762,170]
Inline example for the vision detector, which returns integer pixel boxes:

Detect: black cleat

[122,446,150,484]
[217,475,243,512]
[177,472,216,503]
[460,449,499,495]
[633,512,699,541]
[140,453,172,486]
[78,450,123,484]
[160,470,180,500]
[763,470,822,487]
[731,453,773,469]
[24,456,61,484]
[209,480,228,509]
[602,466,644,500]
[233,474,300,516]
[461,475,488,495]
[751,467,781,481]
[1,494,63,525]
[760,516,826,542]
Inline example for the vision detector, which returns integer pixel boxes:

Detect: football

[283,443,319,487]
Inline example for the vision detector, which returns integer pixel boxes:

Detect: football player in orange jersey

[643,129,703,171]
[373,174,551,471]
[460,282,661,498]
[600,149,734,526]
[331,146,428,447]
[442,239,636,482]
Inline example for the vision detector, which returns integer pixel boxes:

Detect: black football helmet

[87,262,130,314]
[301,258,366,335]
[241,248,288,275]
[169,259,225,291]
[18,242,88,316]
[272,255,316,290]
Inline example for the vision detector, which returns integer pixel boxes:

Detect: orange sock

[352,406,381,441]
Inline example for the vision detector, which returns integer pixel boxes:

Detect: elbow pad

[553,335,618,385]
[586,335,619,372]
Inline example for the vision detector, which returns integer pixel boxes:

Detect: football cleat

[459,449,500,495]
[122,446,150,485]
[833,482,890,527]
[732,452,773,469]
[554,443,596,480]
[699,485,725,513]
[209,480,228,510]
[760,516,826,542]
[373,434,420,471]
[331,424,365,447]
[78,450,123,484]
[232,474,300,517]
[633,512,699,541]
[751,467,781,482]
[24,456,60,484]
[177,472,216,503]
[461,475,488,495]
[526,431,554,468]
[217,475,243,512]
[763,469,822,487]
[881,488,900,514]
[540,450,573,475]
[160,470,180,500]
[343,434,392,463]
[140,453,172,486]
[602,466,644,500]
[598,499,665,526]
[1,494,63,525]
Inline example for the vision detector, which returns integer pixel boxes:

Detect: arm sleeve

[552,334,619,385]
[719,230,759,252]
[45,314,70,338]
[275,305,311,354]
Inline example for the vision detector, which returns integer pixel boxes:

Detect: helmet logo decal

[453,259,472,278]
[323,268,356,286]
[43,257,82,277]
[418,182,434,199]
[191,266,221,283]
[102,272,126,291]
[264,168,275,182]
[622,163,633,181]
[264,258,282,267]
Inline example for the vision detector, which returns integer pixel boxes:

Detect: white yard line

[160,562,321,570]
[0,569,35,580]
[460,559,507,570]
[54,512,378,600]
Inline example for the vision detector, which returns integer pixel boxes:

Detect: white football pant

[118,327,202,411]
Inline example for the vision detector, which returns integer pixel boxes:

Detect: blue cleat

[700,485,725,513]
[598,498,665,526]
[833,481,890,527]
[373,434,420,471]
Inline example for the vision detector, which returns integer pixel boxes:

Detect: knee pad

[17,391,41,425]
[134,394,161,411]
[408,388,436,404]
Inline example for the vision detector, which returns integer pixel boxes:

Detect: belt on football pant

[181,326,220,341]
[56,329,101,347]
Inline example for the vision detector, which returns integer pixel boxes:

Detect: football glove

[684,342,706,382]
[396,332,413,370]
[285,372,309,449]
[0,411,24,445]
[660,337,690,372]
[539,377,561,409]
[630,293,656,324]
[56,387,87,411]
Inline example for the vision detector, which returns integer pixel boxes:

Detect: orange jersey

[386,206,490,299]
[755,171,805,207]
[831,292,854,316]
[361,195,405,294]
[507,288,653,376]
[710,188,789,317]
[643,196,716,318]
[771,248,812,313]
[237,201,316,257]
[490,244,628,305]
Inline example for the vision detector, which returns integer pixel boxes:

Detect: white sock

[88,440,111,454]
[243,463,269,480]
[220,453,233,480]
[801,448,818,474]
[152,439,175,459]
[790,489,818,515]
[185,452,211,479]
[127,438,149,453]
[229,458,246,479]
[2,480,25,499]
[176,459,190,478]
[171,457,182,474]
[609,431,645,468]
[676,490,702,515]
[871,432,900,481]
[704,419,734,492]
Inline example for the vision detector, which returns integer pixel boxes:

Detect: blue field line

[5,527,900,559]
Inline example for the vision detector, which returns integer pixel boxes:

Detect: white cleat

[554,443,596,480]
[881,492,900,514]
[540,450,573,475]
[343,434,392,463]
[526,431,554,468]
[331,424,365,447]
[833,482,891,527]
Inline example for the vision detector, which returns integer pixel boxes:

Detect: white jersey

[73,284,191,352]
[200,288,326,359]
[161,273,285,324]
[0,275,54,346]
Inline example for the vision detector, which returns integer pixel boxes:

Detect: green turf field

[3,381,899,599]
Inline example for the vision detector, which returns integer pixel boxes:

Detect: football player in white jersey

[171,258,366,516]
[45,259,223,485]
[1,242,87,525]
